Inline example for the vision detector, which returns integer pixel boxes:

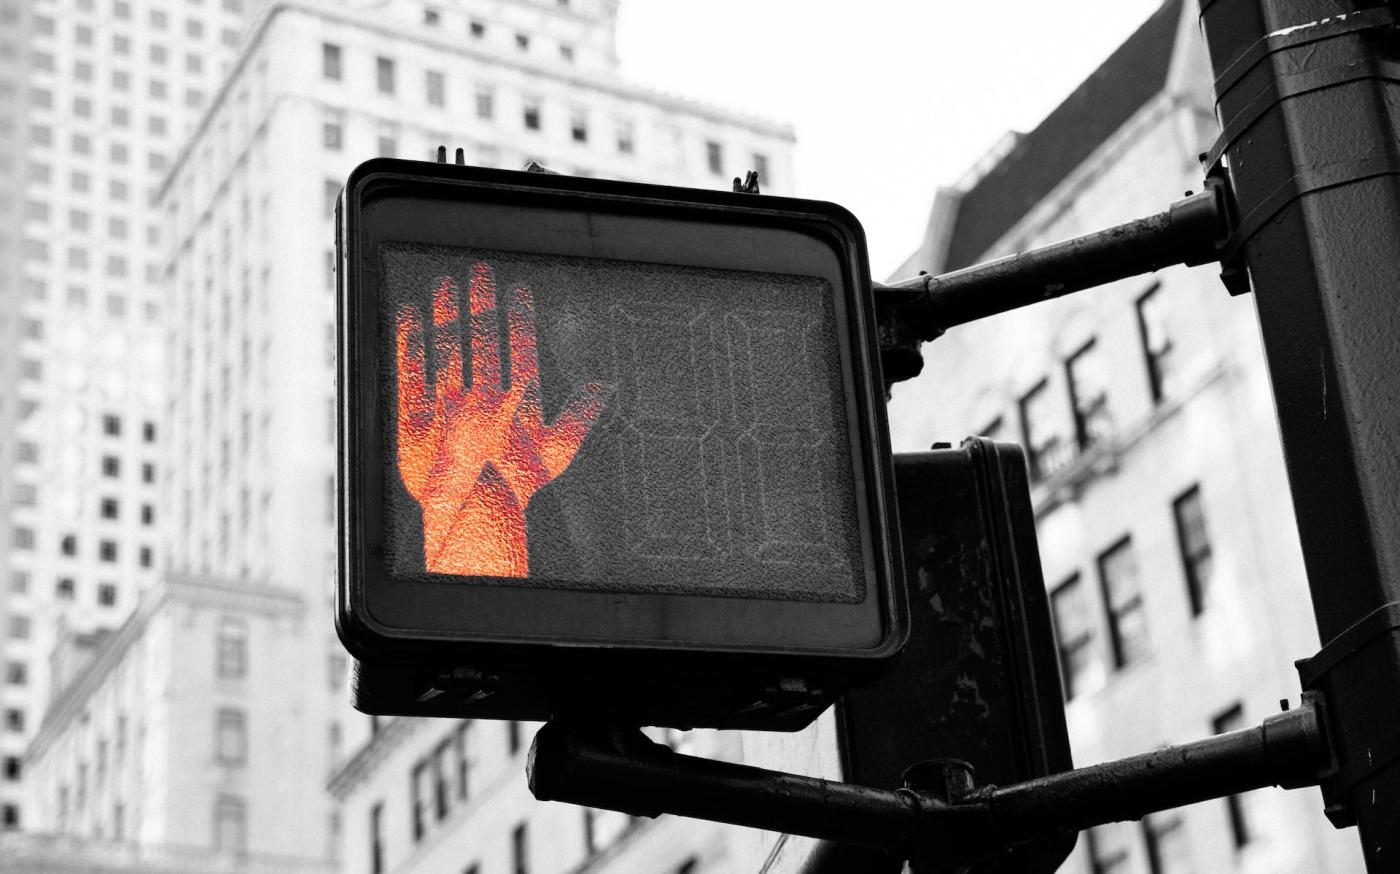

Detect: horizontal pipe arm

[525,699,1327,865]
[979,699,1327,846]
[874,184,1232,387]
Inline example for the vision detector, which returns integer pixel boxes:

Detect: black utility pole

[1198,1,1400,867]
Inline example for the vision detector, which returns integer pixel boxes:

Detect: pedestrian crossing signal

[336,159,905,730]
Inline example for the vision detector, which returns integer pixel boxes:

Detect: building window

[1065,338,1111,450]
[705,140,723,174]
[102,455,121,477]
[515,32,530,51]
[570,111,587,143]
[584,807,631,855]
[142,504,155,525]
[139,546,153,568]
[508,720,521,754]
[142,462,156,483]
[217,708,247,765]
[98,584,117,607]
[475,88,494,120]
[559,43,574,62]
[98,541,117,562]
[213,795,247,854]
[1143,812,1192,874]
[753,152,771,185]
[12,528,34,550]
[1173,485,1214,617]
[377,136,396,158]
[523,100,541,131]
[426,70,445,107]
[218,617,248,679]
[61,534,78,556]
[323,120,342,150]
[432,741,450,821]
[1098,537,1149,669]
[376,57,395,95]
[5,662,27,686]
[100,498,119,519]
[56,578,76,600]
[143,421,157,443]
[328,809,342,863]
[423,6,440,26]
[2,757,20,781]
[1213,703,1252,848]
[322,43,341,79]
[616,120,634,154]
[1,805,17,830]
[977,415,1004,441]
[3,710,24,733]
[324,179,343,217]
[411,762,429,841]
[512,822,529,874]
[329,722,343,771]
[370,803,385,874]
[103,414,121,436]
[1048,574,1099,701]
[454,722,470,800]
[7,617,29,640]
[1085,827,1130,874]
[1018,378,1069,482]
[1136,283,1173,403]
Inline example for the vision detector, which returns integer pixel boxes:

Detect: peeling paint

[1268,13,1348,40]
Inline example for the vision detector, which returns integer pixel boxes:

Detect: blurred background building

[0,0,1372,872]
[0,0,252,832]
[2,0,794,870]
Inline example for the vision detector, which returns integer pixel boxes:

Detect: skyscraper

[14,0,795,868]
[0,0,253,829]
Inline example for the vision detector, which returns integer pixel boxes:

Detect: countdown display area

[337,160,905,728]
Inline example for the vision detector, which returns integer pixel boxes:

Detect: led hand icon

[396,262,607,576]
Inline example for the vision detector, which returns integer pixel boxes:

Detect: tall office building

[0,0,253,830]
[887,1,1363,871]
[12,0,795,870]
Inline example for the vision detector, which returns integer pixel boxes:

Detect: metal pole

[1196,2,1400,867]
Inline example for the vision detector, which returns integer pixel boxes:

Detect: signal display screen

[379,243,866,603]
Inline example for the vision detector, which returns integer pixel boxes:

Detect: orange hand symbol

[396,262,607,577]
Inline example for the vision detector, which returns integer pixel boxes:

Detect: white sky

[616,0,1166,278]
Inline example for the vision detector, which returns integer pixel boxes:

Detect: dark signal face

[380,245,869,604]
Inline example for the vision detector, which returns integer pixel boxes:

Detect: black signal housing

[336,159,904,730]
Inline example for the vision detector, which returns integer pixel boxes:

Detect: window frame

[1065,337,1110,451]
[1173,484,1214,617]
[1097,536,1149,669]
[1048,573,1096,701]
[1135,282,1172,404]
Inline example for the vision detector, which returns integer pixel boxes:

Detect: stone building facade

[885,2,1364,872]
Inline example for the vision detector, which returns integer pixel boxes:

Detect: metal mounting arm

[527,697,1329,872]
[875,179,1238,387]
